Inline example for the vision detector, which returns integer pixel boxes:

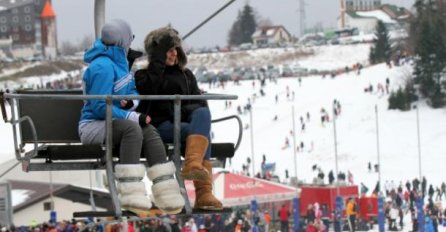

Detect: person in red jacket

[279,204,290,232]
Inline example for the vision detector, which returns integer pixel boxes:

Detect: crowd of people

[0,207,284,232]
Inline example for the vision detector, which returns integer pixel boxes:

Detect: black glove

[138,113,148,127]
[151,35,175,63]
[121,99,134,110]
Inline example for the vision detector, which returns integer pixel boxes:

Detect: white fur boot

[115,164,152,214]
[147,162,185,214]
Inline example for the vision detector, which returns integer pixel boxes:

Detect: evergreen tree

[228,4,257,46]
[412,0,446,107]
[369,20,391,64]
[388,82,418,111]
[228,10,243,46]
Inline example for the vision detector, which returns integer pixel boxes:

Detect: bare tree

[59,41,78,56]
[58,34,94,56]
[78,35,94,52]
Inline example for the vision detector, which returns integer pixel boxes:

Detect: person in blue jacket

[78,19,184,215]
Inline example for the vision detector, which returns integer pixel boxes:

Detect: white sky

[51,0,415,49]
[2,43,445,214]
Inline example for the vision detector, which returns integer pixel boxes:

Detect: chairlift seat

[1,89,241,218]
[11,89,238,171]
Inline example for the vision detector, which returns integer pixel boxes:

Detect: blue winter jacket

[79,39,139,124]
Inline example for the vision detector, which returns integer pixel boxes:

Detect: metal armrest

[14,116,38,159]
[211,115,243,151]
[0,91,7,123]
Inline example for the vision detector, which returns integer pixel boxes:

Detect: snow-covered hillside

[137,43,373,72]
[201,62,446,192]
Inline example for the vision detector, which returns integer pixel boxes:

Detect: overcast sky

[52,0,415,49]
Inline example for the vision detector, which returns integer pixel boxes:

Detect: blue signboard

[50,211,57,226]
[293,197,300,232]
[251,199,258,232]
[416,197,425,232]
[334,196,343,232]
[377,196,385,232]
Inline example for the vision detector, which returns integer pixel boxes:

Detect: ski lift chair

[0,89,240,218]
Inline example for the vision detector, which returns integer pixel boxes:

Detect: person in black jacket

[134,27,222,210]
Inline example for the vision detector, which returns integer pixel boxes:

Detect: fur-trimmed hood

[144,27,187,69]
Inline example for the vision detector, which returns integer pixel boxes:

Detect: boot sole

[181,169,208,181]
[195,205,224,211]
[124,207,154,217]
[160,206,183,215]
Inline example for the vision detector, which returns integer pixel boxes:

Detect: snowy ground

[202,63,446,231]
[204,62,446,191]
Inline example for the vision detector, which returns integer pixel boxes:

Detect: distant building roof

[380,4,411,20]
[355,10,397,24]
[252,25,291,39]
[0,0,34,11]
[40,0,55,18]
[345,11,376,19]
[9,180,112,213]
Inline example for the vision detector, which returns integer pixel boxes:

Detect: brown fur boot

[181,135,209,181]
[193,160,223,210]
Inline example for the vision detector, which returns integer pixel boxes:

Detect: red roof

[41,0,56,18]
[186,171,298,207]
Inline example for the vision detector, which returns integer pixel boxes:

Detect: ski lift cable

[93,0,238,41]
[182,0,238,41]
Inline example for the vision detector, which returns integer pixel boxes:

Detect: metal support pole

[375,105,385,232]
[49,171,54,210]
[333,103,342,232]
[416,105,422,181]
[415,104,425,232]
[292,106,300,232]
[299,0,306,36]
[249,107,258,231]
[249,107,255,178]
[89,170,97,211]
[375,105,382,192]
[292,106,298,184]
[105,96,121,217]
[173,96,192,215]
[333,105,339,195]
[94,1,107,215]
[94,0,106,39]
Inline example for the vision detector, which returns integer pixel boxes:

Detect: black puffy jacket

[134,63,207,127]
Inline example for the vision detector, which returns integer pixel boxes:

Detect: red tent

[185,171,298,207]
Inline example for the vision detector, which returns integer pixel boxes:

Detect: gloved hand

[150,35,175,63]
[138,113,151,127]
[127,112,151,127]
[120,99,134,110]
